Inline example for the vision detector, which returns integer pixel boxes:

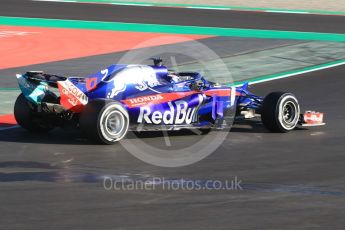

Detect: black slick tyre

[261,92,300,133]
[14,93,54,133]
[79,100,129,144]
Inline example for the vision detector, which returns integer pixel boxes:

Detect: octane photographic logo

[116,35,235,167]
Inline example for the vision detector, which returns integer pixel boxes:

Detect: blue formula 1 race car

[14,59,325,144]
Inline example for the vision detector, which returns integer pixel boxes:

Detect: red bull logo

[137,94,204,125]
[106,66,161,98]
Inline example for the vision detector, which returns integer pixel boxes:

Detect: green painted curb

[57,0,345,16]
[1,16,345,42]
[0,88,19,91]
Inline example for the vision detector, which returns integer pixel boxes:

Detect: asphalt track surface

[1,1,345,229]
[1,0,345,33]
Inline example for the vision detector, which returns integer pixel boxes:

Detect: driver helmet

[167,72,180,83]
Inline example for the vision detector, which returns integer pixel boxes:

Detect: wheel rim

[100,105,128,142]
[105,111,125,136]
[282,102,296,124]
[279,99,299,130]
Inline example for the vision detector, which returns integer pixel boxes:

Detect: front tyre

[79,100,129,144]
[14,93,54,133]
[261,92,300,133]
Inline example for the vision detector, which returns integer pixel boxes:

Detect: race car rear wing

[16,71,88,113]
[24,71,67,87]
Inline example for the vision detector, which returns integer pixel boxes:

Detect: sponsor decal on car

[57,79,88,112]
[122,88,234,109]
[137,94,204,125]
[123,95,165,108]
[304,111,324,124]
[122,92,197,108]
[86,77,98,91]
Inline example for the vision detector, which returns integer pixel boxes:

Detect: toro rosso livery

[14,59,325,144]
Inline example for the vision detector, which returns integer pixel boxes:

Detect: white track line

[232,60,345,87]
[31,0,345,16]
[266,10,309,14]
[34,0,76,2]
[186,6,231,10]
[251,61,345,85]
[111,3,153,6]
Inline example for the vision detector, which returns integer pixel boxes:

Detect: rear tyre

[261,92,300,133]
[79,100,129,144]
[14,93,54,133]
